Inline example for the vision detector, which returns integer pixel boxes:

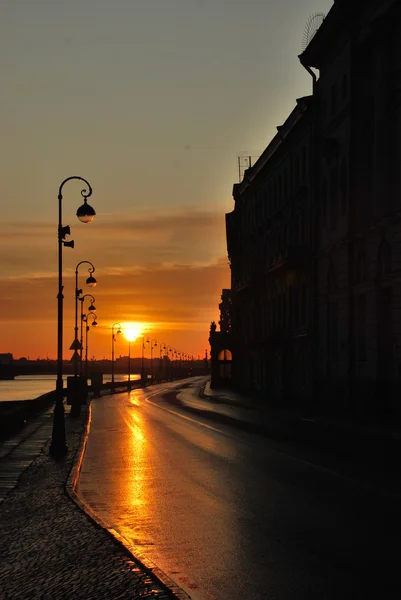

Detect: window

[321,98,327,120]
[301,148,307,182]
[340,159,347,215]
[378,240,392,277]
[300,284,307,324]
[342,74,348,100]
[331,83,337,115]
[294,154,300,186]
[355,250,367,284]
[327,301,339,372]
[321,178,328,227]
[329,163,339,230]
[292,287,299,328]
[327,264,337,294]
[357,294,367,361]
[293,213,300,245]
[218,349,232,361]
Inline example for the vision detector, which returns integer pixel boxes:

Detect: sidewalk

[0,402,186,600]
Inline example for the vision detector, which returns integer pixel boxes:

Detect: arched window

[378,240,392,277]
[329,163,339,230]
[342,73,348,100]
[301,148,307,181]
[278,175,283,203]
[340,159,347,215]
[355,250,367,283]
[321,178,328,227]
[327,264,337,294]
[218,349,232,361]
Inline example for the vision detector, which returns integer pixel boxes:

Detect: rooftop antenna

[302,13,325,51]
[237,153,260,182]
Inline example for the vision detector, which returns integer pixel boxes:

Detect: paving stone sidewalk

[0,406,185,600]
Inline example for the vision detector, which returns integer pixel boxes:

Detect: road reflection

[78,378,401,600]
[116,389,154,548]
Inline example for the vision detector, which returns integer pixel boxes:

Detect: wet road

[77,377,400,600]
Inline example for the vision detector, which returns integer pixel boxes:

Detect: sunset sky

[0,0,333,361]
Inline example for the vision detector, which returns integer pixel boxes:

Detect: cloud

[0,258,231,359]
[0,207,227,276]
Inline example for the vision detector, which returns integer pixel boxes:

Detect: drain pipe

[299,56,318,411]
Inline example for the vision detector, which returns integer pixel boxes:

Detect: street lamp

[141,336,150,385]
[167,345,173,380]
[50,176,95,457]
[125,330,137,392]
[150,338,157,382]
[177,351,182,377]
[79,294,96,365]
[159,342,166,381]
[71,261,97,376]
[111,323,122,388]
[173,348,177,379]
[84,312,98,377]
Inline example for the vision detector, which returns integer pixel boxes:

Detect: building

[211,0,401,420]
[0,353,14,380]
[209,289,233,388]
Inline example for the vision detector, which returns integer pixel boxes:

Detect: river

[0,374,141,402]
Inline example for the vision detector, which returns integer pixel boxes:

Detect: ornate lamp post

[84,312,98,377]
[150,338,157,382]
[172,348,177,379]
[159,342,166,381]
[141,336,150,385]
[111,323,122,388]
[50,176,95,457]
[167,345,173,380]
[79,294,96,366]
[177,351,182,377]
[160,343,166,360]
[71,261,96,375]
[125,330,137,392]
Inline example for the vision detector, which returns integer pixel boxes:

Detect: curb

[66,402,191,600]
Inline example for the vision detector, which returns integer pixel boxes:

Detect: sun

[123,322,144,342]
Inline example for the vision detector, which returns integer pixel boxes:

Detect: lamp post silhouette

[79,294,96,367]
[177,351,182,377]
[111,323,122,388]
[125,330,137,392]
[84,312,98,377]
[167,346,173,380]
[71,261,96,377]
[50,176,95,457]
[141,337,150,385]
[150,339,157,381]
[172,348,177,379]
[159,343,166,380]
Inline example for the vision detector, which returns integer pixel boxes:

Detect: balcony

[268,244,313,277]
[235,270,267,294]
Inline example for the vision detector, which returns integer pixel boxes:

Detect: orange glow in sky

[123,323,144,343]
[0,0,333,361]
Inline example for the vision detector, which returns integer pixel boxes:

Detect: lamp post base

[49,400,68,456]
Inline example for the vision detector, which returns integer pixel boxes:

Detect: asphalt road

[77,377,400,600]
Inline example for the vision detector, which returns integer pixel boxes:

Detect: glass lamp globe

[77,201,96,223]
[86,275,97,287]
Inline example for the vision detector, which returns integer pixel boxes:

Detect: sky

[0,0,333,361]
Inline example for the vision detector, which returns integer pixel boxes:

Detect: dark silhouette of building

[209,290,233,388]
[211,0,401,420]
[0,353,14,380]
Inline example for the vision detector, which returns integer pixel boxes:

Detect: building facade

[211,0,401,419]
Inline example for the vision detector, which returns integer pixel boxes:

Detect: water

[0,374,141,402]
